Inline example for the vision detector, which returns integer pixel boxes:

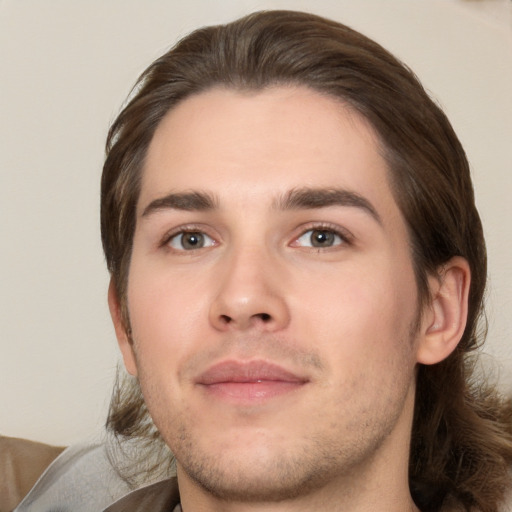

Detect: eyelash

[159,223,353,252]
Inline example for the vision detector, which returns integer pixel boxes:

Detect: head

[102,9,485,346]
[102,10,490,509]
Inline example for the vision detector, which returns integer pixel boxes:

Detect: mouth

[196,360,309,404]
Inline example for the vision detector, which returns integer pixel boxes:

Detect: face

[116,87,425,504]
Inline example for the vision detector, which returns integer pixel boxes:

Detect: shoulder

[0,435,64,511]
[12,439,131,512]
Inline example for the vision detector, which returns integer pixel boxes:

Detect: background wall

[1,0,511,446]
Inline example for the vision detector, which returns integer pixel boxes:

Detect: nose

[208,246,290,332]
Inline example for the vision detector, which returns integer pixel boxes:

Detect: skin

[110,86,470,511]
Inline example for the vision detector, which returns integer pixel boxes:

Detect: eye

[294,228,345,248]
[167,231,216,251]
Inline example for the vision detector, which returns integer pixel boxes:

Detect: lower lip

[201,380,305,403]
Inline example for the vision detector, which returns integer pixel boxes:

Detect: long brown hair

[102,10,512,510]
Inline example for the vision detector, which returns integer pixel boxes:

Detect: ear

[416,256,471,365]
[108,278,138,376]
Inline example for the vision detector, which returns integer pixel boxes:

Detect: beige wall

[1,0,511,446]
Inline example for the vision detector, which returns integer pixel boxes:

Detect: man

[100,10,512,512]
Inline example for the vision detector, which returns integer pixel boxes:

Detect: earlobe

[108,278,138,376]
[416,257,471,365]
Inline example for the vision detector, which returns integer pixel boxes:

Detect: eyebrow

[142,191,218,217]
[141,187,381,224]
[274,187,381,224]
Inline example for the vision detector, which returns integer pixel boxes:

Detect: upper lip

[196,360,308,385]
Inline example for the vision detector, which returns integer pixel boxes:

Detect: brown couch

[0,436,65,512]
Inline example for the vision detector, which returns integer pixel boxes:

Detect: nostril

[215,312,273,328]
[220,314,232,324]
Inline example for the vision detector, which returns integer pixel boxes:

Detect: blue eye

[168,231,215,250]
[295,229,344,248]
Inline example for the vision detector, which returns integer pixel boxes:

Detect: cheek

[291,255,419,362]
[125,268,206,428]
[126,265,210,366]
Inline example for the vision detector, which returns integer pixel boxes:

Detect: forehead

[140,86,398,221]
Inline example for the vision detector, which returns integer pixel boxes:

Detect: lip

[196,360,309,403]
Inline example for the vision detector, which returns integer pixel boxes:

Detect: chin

[178,452,332,503]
